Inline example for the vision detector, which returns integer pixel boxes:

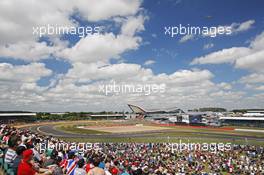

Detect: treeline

[35,111,126,121]
[36,113,89,121]
[198,108,227,112]
[232,109,264,113]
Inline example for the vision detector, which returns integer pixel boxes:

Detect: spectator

[85,158,94,173]
[1,124,264,175]
[104,162,112,175]
[43,149,58,167]
[12,145,26,174]
[88,157,106,175]
[74,158,86,175]
[4,135,19,166]
[52,156,63,175]
[63,151,77,175]
[17,149,37,175]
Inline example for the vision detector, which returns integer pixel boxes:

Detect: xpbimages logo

[171,140,232,153]
[32,24,102,38]
[164,24,232,38]
[98,80,166,96]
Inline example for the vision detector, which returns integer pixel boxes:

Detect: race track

[25,124,264,142]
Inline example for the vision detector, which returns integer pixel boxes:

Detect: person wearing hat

[17,149,52,175]
[111,167,119,175]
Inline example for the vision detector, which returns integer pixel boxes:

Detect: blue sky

[32,0,264,85]
[128,0,264,73]
[0,0,263,111]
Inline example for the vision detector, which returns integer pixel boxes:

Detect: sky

[0,0,263,112]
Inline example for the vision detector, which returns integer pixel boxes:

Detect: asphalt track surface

[26,124,264,142]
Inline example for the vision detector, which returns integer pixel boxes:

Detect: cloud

[192,30,264,96]
[255,85,264,91]
[0,1,261,111]
[0,0,73,44]
[191,47,251,65]
[1,54,243,111]
[0,0,142,47]
[44,62,228,111]
[191,31,264,73]
[64,62,153,83]
[239,73,264,92]
[217,82,232,90]
[0,62,52,83]
[179,34,194,43]
[240,73,264,84]
[56,12,146,64]
[235,50,264,72]
[178,20,254,43]
[57,33,141,64]
[0,0,149,111]
[121,15,146,36]
[203,19,255,38]
[231,20,255,33]
[167,0,182,6]
[174,0,182,5]
[151,34,157,38]
[0,41,66,62]
[75,0,141,22]
[166,69,214,85]
[203,43,214,50]
[0,62,52,107]
[144,60,156,66]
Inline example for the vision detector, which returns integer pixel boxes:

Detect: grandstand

[0,113,36,123]
[220,116,264,127]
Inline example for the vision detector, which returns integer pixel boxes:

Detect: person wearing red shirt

[17,149,36,175]
[17,149,52,175]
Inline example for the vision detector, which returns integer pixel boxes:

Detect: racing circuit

[21,121,264,144]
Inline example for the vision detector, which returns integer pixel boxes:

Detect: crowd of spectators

[0,124,264,175]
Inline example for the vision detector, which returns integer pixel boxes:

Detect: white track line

[235,129,264,133]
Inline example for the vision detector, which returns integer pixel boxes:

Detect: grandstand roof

[220,117,264,121]
[0,113,37,117]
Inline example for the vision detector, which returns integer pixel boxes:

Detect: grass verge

[55,124,109,135]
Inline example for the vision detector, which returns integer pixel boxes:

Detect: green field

[54,122,264,146]
[56,124,109,134]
